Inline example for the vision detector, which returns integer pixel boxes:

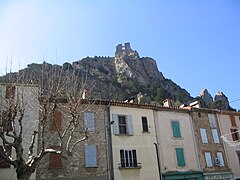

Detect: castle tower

[115,42,135,56]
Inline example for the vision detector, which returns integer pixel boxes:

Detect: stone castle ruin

[115,42,138,57]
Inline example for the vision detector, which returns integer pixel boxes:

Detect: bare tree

[0,64,94,180]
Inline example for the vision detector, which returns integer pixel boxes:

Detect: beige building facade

[154,108,203,180]
[110,102,160,180]
[217,111,240,179]
[191,109,233,180]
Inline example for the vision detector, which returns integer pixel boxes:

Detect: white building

[110,102,160,180]
[0,83,39,180]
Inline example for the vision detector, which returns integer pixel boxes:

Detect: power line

[229,98,240,103]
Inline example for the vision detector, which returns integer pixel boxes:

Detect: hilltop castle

[115,42,138,57]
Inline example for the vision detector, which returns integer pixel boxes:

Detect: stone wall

[36,102,110,180]
[191,110,230,172]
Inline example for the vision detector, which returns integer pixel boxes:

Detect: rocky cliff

[197,89,234,111]
[1,43,228,108]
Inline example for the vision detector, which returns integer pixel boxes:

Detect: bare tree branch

[28,131,38,158]
[0,144,17,167]
[69,134,88,153]
[0,132,15,147]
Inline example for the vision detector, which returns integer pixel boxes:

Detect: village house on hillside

[0,83,39,180]
[0,83,239,180]
[155,100,203,180]
[36,99,111,180]
[217,111,240,180]
[191,108,233,180]
[110,102,160,180]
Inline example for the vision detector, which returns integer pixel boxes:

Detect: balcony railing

[118,162,142,169]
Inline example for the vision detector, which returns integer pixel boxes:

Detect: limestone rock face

[0,43,192,104]
[114,52,164,86]
[199,89,213,104]
[214,91,230,110]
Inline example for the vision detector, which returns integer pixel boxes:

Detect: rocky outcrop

[197,89,233,110]
[199,89,213,104]
[0,43,193,105]
[214,91,230,110]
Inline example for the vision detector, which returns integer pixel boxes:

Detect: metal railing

[118,162,142,169]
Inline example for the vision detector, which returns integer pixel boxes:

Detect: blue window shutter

[171,121,181,138]
[84,112,95,131]
[200,128,208,143]
[175,148,186,167]
[204,152,213,167]
[85,145,97,167]
[126,115,133,135]
[112,114,119,135]
[212,129,220,143]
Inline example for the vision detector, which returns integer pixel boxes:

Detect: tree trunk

[16,165,35,180]
[17,174,32,180]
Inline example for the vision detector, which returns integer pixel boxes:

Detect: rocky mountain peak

[114,43,164,86]
[197,89,234,110]
[199,88,213,104]
[214,91,230,110]
[4,42,234,110]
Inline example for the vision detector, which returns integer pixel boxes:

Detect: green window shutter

[175,148,186,167]
[171,121,181,138]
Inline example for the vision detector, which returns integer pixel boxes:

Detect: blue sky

[0,0,240,110]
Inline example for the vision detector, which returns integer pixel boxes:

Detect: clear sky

[0,0,240,110]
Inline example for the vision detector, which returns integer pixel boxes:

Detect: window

[204,152,213,167]
[50,110,62,131]
[112,114,133,135]
[171,121,181,138]
[0,145,12,168]
[231,129,240,141]
[85,145,97,167]
[5,85,15,99]
[1,111,13,132]
[208,114,217,128]
[119,116,127,134]
[120,150,139,168]
[212,129,220,143]
[200,128,208,143]
[216,152,224,166]
[142,117,148,132]
[49,146,62,169]
[84,112,95,131]
[230,115,237,127]
[198,112,201,118]
[175,148,186,167]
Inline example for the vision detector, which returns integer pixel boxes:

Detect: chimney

[82,89,87,99]
[163,99,173,108]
